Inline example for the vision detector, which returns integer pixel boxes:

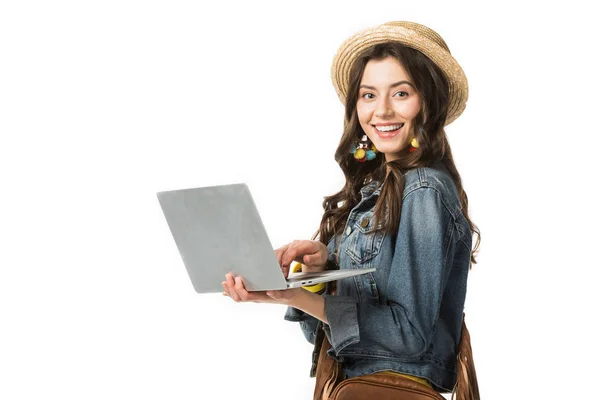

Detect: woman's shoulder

[403,165,462,216]
[403,165,456,191]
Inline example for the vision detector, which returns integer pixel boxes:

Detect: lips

[373,123,404,138]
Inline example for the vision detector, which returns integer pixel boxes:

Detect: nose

[374,96,394,119]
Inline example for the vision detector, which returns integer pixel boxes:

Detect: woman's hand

[275,240,329,278]
[221,273,328,323]
[221,273,302,305]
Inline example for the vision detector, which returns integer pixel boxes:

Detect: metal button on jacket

[360,218,370,228]
[346,226,352,235]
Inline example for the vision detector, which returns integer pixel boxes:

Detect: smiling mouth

[373,123,404,136]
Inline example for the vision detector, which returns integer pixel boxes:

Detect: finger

[282,241,321,266]
[235,277,273,302]
[281,241,307,267]
[288,243,328,270]
[275,245,291,278]
[274,244,288,266]
[227,274,242,302]
[303,252,328,267]
[222,279,233,298]
[234,276,252,302]
[223,277,233,299]
[280,243,295,269]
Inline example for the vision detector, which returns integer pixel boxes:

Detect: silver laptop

[156,183,376,293]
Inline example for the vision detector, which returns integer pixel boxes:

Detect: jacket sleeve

[283,237,339,345]
[284,290,322,345]
[323,187,457,359]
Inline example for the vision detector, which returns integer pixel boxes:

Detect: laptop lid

[157,183,289,293]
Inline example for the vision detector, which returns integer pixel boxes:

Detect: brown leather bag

[330,373,446,400]
[313,316,479,400]
[312,333,445,400]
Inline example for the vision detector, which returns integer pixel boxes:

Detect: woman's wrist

[289,288,328,323]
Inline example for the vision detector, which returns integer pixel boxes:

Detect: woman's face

[356,56,422,162]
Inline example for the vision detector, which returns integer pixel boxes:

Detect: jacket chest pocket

[345,212,385,265]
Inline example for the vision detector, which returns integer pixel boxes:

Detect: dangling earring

[409,126,424,153]
[409,138,419,153]
[352,134,378,162]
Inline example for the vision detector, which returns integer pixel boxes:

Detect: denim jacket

[284,166,472,392]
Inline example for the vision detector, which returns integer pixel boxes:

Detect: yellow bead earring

[409,126,424,153]
[409,137,420,153]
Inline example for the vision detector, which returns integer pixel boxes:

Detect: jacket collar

[360,180,382,200]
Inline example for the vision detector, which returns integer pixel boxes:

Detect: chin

[375,143,408,155]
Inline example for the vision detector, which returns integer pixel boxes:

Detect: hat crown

[383,21,450,53]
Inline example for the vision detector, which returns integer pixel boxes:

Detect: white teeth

[375,124,404,132]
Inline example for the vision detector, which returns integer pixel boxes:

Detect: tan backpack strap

[451,314,480,400]
[313,334,341,400]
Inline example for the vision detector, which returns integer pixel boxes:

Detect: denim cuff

[284,306,320,345]
[284,305,311,322]
[324,295,360,355]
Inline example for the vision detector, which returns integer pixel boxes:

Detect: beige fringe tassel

[451,316,480,400]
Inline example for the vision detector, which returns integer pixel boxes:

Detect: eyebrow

[359,80,416,90]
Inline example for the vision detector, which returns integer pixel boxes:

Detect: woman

[222,21,480,399]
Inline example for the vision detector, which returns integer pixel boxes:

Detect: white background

[1,1,599,399]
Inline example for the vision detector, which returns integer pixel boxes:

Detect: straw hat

[331,21,468,126]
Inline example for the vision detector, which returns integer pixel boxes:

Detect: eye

[361,92,375,100]
[394,91,408,98]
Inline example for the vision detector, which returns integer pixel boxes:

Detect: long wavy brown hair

[317,42,480,266]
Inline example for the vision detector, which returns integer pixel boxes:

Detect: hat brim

[331,23,468,126]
